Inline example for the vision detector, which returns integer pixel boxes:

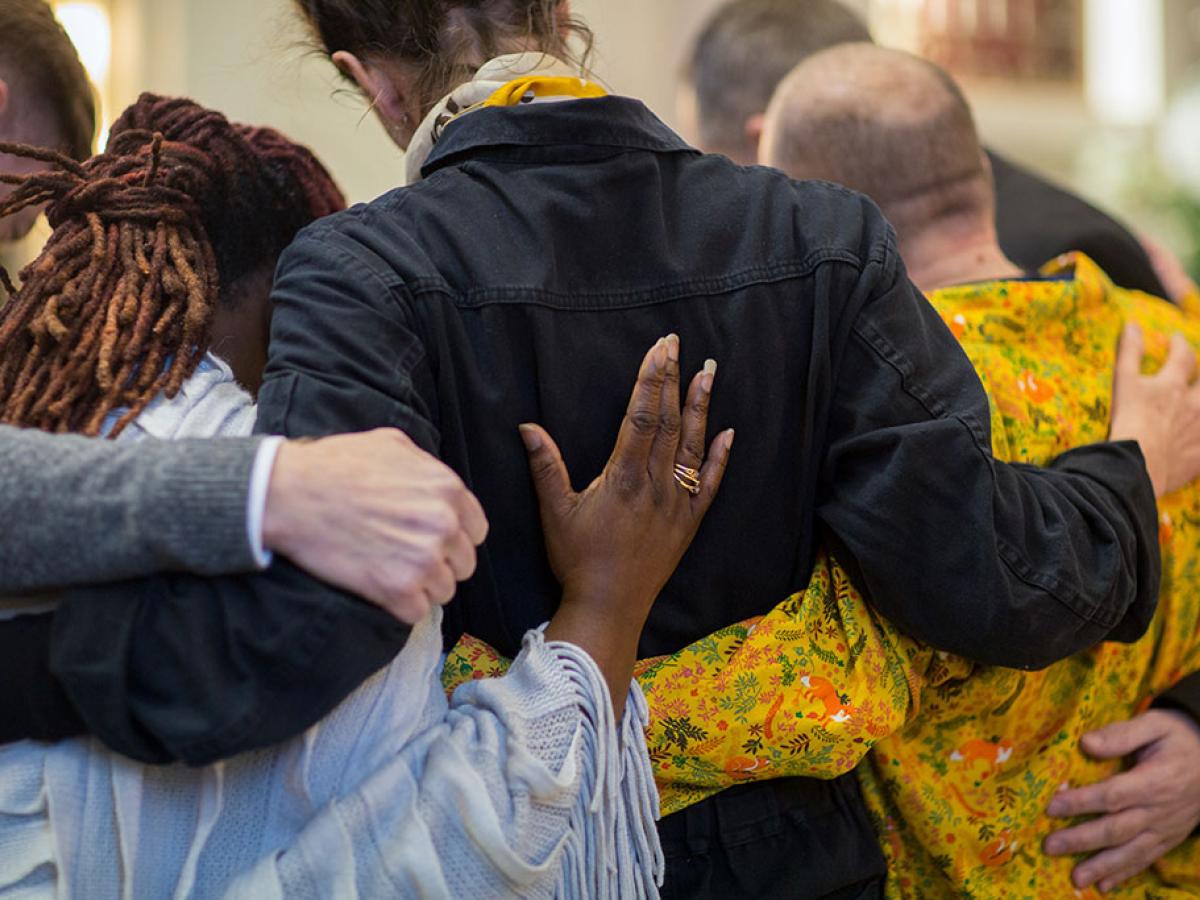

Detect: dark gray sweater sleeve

[0,425,263,592]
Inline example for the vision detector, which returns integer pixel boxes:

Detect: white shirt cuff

[247,436,285,569]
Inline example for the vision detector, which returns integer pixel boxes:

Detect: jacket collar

[420,95,697,178]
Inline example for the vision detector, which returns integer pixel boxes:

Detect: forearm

[543,597,646,721]
[821,276,1159,668]
[444,553,955,818]
[825,428,1156,667]
[0,426,265,592]
[50,561,410,763]
[638,552,942,815]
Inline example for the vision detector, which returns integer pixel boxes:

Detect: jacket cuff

[1054,439,1158,528]
[246,437,284,568]
[1051,439,1160,643]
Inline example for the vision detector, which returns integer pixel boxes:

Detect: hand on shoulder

[264,428,488,623]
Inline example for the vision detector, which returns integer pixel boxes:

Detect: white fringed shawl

[0,357,663,899]
[228,614,663,899]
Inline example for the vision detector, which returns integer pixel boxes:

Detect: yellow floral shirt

[862,255,1200,898]
[443,254,1200,898]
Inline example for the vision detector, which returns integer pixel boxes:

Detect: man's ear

[332,50,409,128]
[557,0,573,37]
[0,79,10,120]
[744,113,766,152]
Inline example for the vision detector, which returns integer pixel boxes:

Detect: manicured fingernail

[518,424,542,451]
[666,333,680,362]
[701,359,718,393]
[723,428,735,453]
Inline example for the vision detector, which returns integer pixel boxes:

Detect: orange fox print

[723,755,770,780]
[800,674,855,724]
[950,738,1013,775]
[980,831,1016,867]
[763,692,785,739]
[1016,370,1055,403]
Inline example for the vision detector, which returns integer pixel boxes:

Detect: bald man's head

[762,44,993,240]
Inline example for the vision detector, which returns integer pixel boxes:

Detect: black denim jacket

[43,97,1159,894]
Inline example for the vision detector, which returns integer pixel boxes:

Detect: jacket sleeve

[0,426,264,592]
[47,230,422,764]
[816,251,1160,670]
[442,550,973,819]
[607,551,953,815]
[0,614,85,743]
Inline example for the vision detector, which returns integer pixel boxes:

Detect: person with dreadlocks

[0,94,344,430]
[0,93,495,633]
[0,92,731,896]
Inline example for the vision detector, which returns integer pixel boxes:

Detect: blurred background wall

[52,0,1200,272]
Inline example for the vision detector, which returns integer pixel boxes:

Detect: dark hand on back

[523,335,733,714]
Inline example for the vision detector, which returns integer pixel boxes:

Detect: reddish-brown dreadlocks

[0,94,344,437]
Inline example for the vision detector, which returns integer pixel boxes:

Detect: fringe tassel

[536,637,665,899]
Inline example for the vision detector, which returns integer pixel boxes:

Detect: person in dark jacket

[5,2,1200,898]
[682,0,1171,298]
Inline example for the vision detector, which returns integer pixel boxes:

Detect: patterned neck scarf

[403,52,607,185]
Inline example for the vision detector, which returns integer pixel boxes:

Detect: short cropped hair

[0,0,96,161]
[764,44,990,233]
[686,0,871,159]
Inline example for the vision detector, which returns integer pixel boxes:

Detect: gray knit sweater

[0,425,261,592]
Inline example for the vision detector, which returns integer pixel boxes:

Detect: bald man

[758,42,1200,894]
[760,43,1016,294]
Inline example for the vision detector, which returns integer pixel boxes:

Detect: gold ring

[673,463,702,496]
